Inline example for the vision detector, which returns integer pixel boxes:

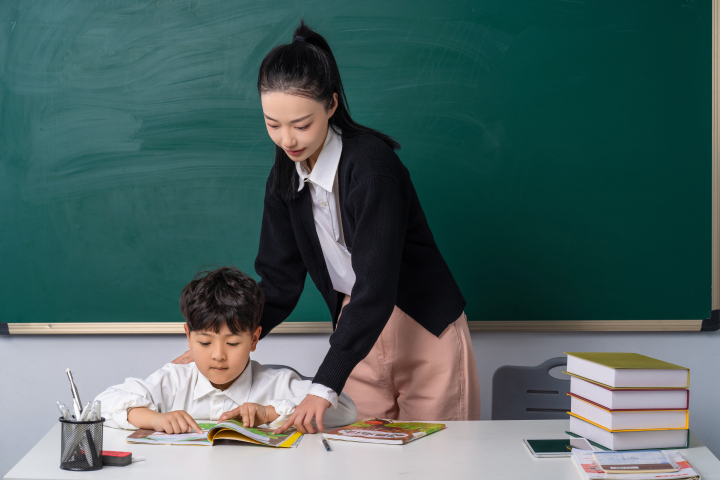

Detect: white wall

[2,331,718,477]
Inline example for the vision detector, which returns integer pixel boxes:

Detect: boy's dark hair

[257,19,400,202]
[180,267,264,334]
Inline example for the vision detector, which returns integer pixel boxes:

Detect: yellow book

[564,353,689,388]
[568,395,689,431]
[568,412,688,433]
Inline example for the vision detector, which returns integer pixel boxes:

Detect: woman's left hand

[274,394,331,434]
[171,350,194,365]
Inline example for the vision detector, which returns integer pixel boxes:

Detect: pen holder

[59,417,104,471]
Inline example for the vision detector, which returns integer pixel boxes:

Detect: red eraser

[102,451,132,466]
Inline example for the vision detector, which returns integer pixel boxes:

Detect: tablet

[523,439,573,457]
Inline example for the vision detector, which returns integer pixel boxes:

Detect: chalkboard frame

[1,3,718,335]
[0,318,714,335]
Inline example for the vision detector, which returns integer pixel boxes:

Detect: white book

[571,449,700,480]
[570,395,688,431]
[569,416,689,451]
[570,376,689,410]
[565,353,689,388]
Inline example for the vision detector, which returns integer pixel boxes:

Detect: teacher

[174,21,480,433]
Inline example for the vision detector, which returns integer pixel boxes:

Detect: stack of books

[564,352,690,451]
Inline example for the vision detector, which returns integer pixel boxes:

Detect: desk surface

[6,420,720,480]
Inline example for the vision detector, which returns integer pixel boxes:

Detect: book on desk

[564,353,690,451]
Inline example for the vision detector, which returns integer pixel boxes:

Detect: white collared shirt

[295,127,356,296]
[95,360,356,430]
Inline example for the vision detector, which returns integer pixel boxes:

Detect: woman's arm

[313,174,408,392]
[275,173,408,433]
[254,172,309,337]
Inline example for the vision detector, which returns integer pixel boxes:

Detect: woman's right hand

[171,350,194,364]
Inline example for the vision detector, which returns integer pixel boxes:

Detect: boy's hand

[218,403,279,428]
[150,410,203,434]
[274,394,331,434]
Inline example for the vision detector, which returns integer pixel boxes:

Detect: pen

[84,429,97,467]
[321,437,332,452]
[57,402,71,420]
[92,400,101,421]
[61,425,83,463]
[66,368,83,419]
[79,402,92,421]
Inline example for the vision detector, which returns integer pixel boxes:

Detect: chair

[491,357,571,420]
[264,364,313,381]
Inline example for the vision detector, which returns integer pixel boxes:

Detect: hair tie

[294,35,306,43]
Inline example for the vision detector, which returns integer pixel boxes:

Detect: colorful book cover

[592,450,678,474]
[571,449,699,480]
[127,420,302,448]
[322,418,445,445]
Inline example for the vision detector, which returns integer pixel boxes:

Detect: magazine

[571,449,700,480]
[127,420,303,448]
[322,418,445,445]
[592,450,678,474]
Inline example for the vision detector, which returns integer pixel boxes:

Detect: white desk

[5,420,720,480]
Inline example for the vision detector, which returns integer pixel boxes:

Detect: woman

[174,20,480,433]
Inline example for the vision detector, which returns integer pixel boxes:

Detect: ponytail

[258,20,400,201]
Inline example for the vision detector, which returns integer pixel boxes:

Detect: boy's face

[184,323,261,390]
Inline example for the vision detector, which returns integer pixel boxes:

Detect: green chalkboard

[0,0,713,330]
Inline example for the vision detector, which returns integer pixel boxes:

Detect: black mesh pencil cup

[59,417,104,471]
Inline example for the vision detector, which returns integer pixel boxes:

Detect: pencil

[322,437,332,452]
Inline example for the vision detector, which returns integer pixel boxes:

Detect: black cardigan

[255,133,466,394]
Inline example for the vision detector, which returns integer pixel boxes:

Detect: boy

[95,267,356,433]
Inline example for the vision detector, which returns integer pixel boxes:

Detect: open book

[323,418,445,445]
[127,419,302,448]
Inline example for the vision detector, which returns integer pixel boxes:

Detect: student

[96,267,356,433]
[174,20,480,433]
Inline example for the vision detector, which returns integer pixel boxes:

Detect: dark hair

[180,267,264,334]
[257,20,400,201]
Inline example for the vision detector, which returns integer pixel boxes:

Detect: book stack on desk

[564,352,690,451]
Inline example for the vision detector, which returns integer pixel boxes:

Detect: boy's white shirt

[95,360,355,430]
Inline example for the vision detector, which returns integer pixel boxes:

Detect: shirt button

[321,200,328,207]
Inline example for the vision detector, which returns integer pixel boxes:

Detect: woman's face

[261,91,338,164]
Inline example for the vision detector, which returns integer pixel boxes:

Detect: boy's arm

[94,363,184,430]
[217,403,279,428]
[128,407,202,434]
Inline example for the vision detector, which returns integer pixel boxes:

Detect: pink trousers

[340,295,481,421]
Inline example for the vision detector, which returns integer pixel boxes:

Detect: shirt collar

[192,359,253,405]
[296,127,342,193]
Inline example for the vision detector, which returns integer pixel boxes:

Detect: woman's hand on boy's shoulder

[171,350,194,365]
[218,403,279,428]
